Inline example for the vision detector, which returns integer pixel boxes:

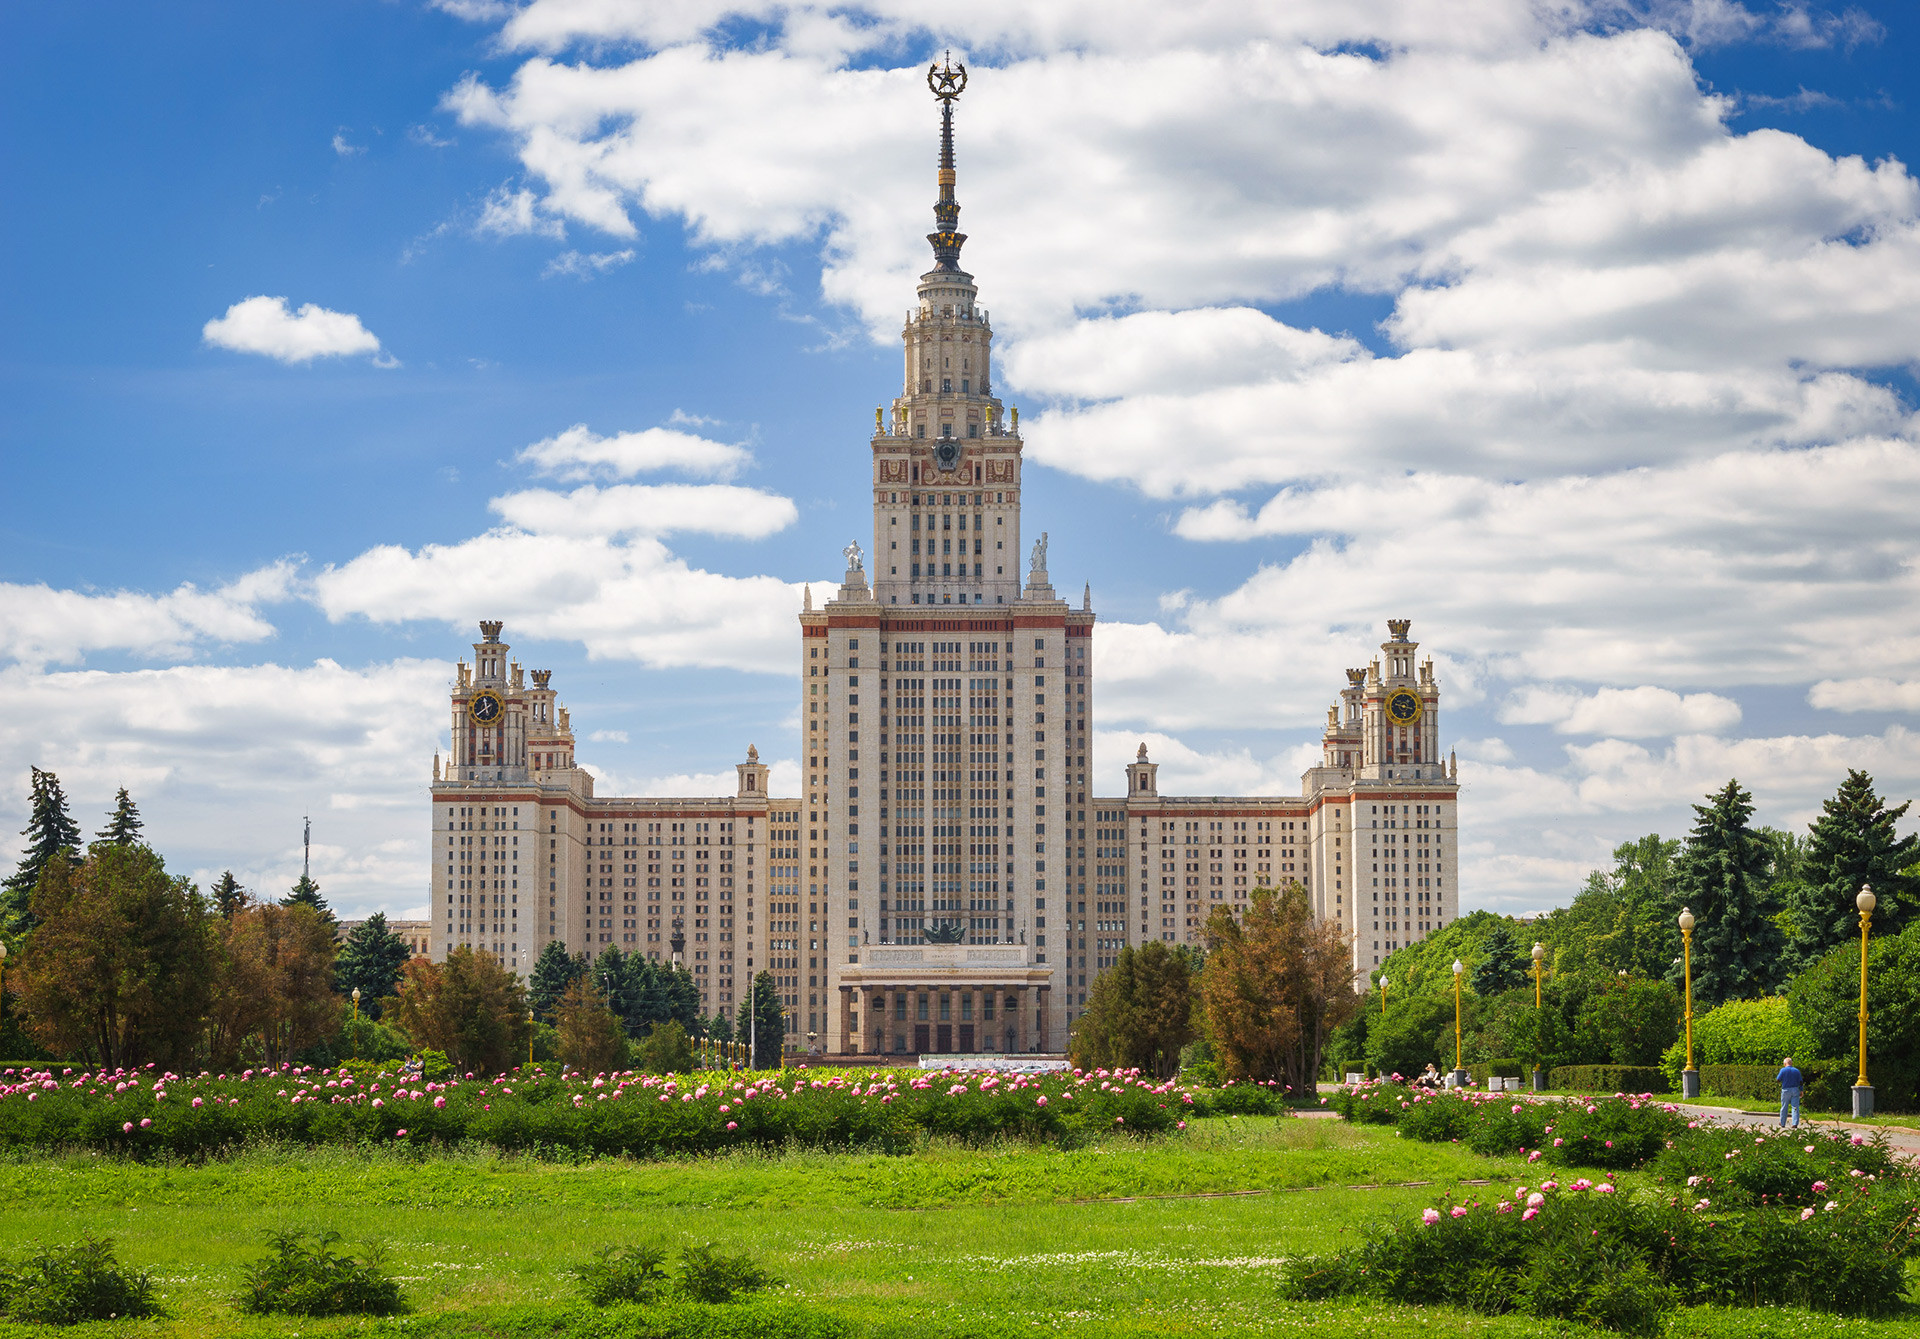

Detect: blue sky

[4,1,1919,920]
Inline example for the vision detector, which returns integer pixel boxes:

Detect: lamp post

[1379,974,1389,1017]
[1853,884,1876,1118]
[808,1029,818,1059]
[350,987,361,1061]
[1677,908,1698,1099]
[527,1006,535,1068]
[1530,943,1547,1091]
[1450,959,1467,1086]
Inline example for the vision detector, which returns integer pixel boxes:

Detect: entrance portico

[838,944,1052,1055]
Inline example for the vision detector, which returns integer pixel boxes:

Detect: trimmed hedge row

[1549,1065,1670,1094]
[1701,1063,1849,1111]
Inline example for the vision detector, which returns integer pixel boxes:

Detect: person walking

[1777,1056,1804,1128]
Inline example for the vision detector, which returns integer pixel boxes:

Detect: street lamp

[1530,943,1546,1091]
[808,1029,818,1058]
[1677,908,1698,1099]
[1854,885,1876,1118]
[528,1006,535,1068]
[1450,959,1467,1086]
[351,987,361,1060]
[1379,974,1389,1017]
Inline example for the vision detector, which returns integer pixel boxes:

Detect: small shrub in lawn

[0,1236,162,1324]
[1650,1124,1903,1207]
[1327,1078,1413,1124]
[573,1243,670,1306]
[1395,1089,1472,1142]
[677,1243,775,1303]
[236,1229,407,1317]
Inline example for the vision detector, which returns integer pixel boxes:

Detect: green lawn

[1,1118,1917,1337]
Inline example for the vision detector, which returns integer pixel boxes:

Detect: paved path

[1663,1100,1920,1158]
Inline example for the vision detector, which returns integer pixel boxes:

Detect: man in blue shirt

[1777,1056,1804,1128]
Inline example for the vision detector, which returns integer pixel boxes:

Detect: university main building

[429,65,1461,1056]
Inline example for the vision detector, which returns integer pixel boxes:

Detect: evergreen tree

[591,946,643,1033]
[282,873,334,929]
[210,871,247,920]
[1783,771,1919,972]
[333,912,411,1016]
[1470,922,1529,995]
[96,788,144,846]
[1671,779,1784,1008]
[528,941,586,1022]
[735,971,785,1066]
[2,768,84,929]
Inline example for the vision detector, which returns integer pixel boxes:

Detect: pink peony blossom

[139,1118,151,1128]
[122,1122,133,1133]
[1801,1207,1816,1221]
[1450,1206,1468,1218]
[1522,1207,1539,1221]
[727,1121,738,1131]
[1421,1208,1442,1226]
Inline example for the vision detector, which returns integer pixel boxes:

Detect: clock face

[1386,690,1423,725]
[469,690,504,724]
[934,439,961,472]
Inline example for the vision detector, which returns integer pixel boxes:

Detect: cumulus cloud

[476,184,564,239]
[0,562,296,668]
[1501,685,1742,736]
[0,659,449,918]
[489,482,796,538]
[202,296,384,364]
[516,423,751,480]
[1808,678,1920,713]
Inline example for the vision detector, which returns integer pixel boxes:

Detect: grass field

[2,1116,1919,1337]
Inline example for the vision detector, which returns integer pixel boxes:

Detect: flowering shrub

[1333,1084,1689,1170]
[1649,1125,1902,1207]
[1280,1174,1920,1332]
[0,1064,1199,1158]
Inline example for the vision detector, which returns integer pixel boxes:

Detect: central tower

[804,58,1093,1056]
[871,57,1023,609]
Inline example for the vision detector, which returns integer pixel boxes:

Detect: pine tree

[333,912,411,1016]
[1673,779,1784,1008]
[528,941,585,1022]
[1470,922,1529,995]
[96,788,144,846]
[211,871,247,920]
[735,971,785,1066]
[282,873,334,929]
[1783,771,1919,972]
[2,768,84,929]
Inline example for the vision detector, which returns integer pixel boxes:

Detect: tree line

[0,769,784,1075]
[1067,770,1920,1100]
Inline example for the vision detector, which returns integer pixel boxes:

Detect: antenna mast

[302,814,311,882]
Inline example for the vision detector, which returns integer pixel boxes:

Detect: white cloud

[331,129,366,156]
[588,729,629,743]
[542,248,635,278]
[515,423,751,480]
[475,184,565,239]
[0,659,448,920]
[202,296,384,365]
[1808,677,1920,713]
[312,529,809,674]
[489,483,796,538]
[1500,685,1742,736]
[0,562,296,668]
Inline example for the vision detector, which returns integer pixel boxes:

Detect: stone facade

[425,74,1462,1057]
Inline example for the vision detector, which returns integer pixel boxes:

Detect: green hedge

[1549,1064,1670,1094]
[1701,1063,1850,1111]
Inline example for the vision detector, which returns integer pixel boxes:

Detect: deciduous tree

[17,844,215,1069]
[1200,883,1355,1091]
[556,977,626,1074]
[391,947,529,1075]
[1068,941,1197,1078]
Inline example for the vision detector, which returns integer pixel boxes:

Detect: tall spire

[927,53,968,273]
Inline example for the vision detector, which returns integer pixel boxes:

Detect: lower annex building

[426,62,1463,1056]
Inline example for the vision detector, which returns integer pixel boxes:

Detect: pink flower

[1526,1192,1545,1209]
[1553,1137,1564,1147]
[1596,1184,1616,1195]
[433,1095,446,1108]
[1801,1207,1816,1221]
[1450,1206,1468,1218]
[139,1118,152,1128]
[1421,1208,1442,1226]
[726,1121,738,1131]
[372,1098,384,1109]
[1522,1207,1539,1221]
[122,1122,133,1133]
[1036,1096,1048,1107]
[395,1129,408,1138]
[1812,1180,1828,1193]
[191,1097,203,1108]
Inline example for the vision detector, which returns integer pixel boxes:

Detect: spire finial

[926,54,969,272]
